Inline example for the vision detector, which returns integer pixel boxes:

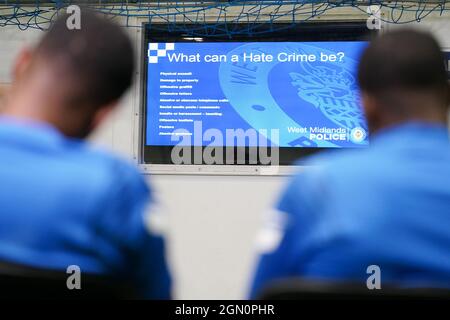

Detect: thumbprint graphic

[290,60,367,131]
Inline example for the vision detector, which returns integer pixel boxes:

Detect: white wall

[0,11,449,299]
[154,174,283,299]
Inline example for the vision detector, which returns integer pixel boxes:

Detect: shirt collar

[0,116,64,145]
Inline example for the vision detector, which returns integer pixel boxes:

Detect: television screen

[141,23,373,165]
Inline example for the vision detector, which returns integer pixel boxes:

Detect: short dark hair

[358,29,448,106]
[35,10,134,108]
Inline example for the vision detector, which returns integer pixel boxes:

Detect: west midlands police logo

[218,43,368,148]
[148,43,175,64]
[350,127,367,144]
[290,60,367,131]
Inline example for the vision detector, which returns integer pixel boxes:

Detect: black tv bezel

[140,21,374,166]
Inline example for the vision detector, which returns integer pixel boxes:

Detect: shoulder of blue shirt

[73,140,152,201]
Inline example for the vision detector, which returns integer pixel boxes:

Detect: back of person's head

[358,29,449,133]
[8,9,134,138]
[34,10,134,109]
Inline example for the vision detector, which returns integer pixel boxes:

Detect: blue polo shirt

[251,122,450,297]
[0,117,171,299]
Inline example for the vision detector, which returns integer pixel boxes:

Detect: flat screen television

[141,22,374,166]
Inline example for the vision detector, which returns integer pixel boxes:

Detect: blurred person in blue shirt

[251,29,450,297]
[0,11,171,299]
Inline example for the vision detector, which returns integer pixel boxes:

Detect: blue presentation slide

[146,41,369,148]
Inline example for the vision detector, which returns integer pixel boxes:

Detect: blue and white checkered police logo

[350,127,367,144]
[148,43,175,64]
